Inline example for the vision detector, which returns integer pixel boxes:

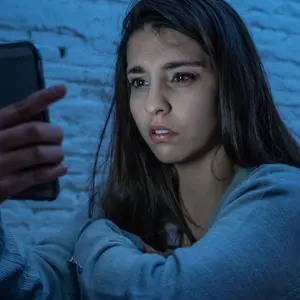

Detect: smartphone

[0,41,60,201]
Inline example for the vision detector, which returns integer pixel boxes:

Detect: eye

[129,78,149,88]
[171,73,197,84]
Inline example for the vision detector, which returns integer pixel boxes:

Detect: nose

[145,85,171,115]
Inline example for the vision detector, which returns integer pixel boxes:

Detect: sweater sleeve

[73,165,300,300]
[0,206,90,300]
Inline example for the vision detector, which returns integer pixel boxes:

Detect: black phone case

[0,41,60,201]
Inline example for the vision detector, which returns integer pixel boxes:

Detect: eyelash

[129,73,197,88]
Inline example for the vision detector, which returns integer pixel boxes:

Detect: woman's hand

[144,243,171,258]
[0,85,67,203]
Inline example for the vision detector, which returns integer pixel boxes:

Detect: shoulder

[229,163,300,201]
[246,163,300,183]
[213,163,300,225]
[204,165,300,299]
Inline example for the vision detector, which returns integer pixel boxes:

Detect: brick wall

[0,0,299,248]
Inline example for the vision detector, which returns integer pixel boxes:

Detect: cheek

[129,99,138,123]
[130,98,152,144]
[192,101,216,125]
[181,91,217,136]
[129,98,146,130]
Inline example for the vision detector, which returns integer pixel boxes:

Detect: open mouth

[152,129,172,135]
[149,126,178,142]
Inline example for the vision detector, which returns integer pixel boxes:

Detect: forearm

[74,198,300,300]
[0,207,89,299]
[0,209,42,299]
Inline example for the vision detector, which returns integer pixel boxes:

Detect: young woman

[1,0,300,299]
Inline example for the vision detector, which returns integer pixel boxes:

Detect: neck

[175,146,235,236]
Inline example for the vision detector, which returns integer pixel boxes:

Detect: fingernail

[52,85,66,97]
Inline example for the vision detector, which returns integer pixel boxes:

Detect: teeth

[155,130,169,134]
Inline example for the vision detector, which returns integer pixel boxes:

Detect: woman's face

[127,27,218,164]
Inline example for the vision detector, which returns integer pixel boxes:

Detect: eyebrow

[126,60,206,75]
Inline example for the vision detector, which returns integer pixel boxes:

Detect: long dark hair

[89,0,300,251]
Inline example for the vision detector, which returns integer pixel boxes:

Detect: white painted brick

[44,63,112,84]
[250,28,287,46]
[0,29,29,42]
[0,0,299,246]
[56,48,115,67]
[38,45,62,62]
[264,60,300,79]
[31,31,87,48]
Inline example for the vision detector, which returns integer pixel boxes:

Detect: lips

[150,125,171,133]
[149,125,178,143]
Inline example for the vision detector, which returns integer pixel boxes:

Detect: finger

[144,244,157,253]
[0,122,63,151]
[144,244,170,257]
[0,145,64,175]
[0,163,67,203]
[0,85,66,130]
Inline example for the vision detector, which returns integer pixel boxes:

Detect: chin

[150,144,206,165]
[151,147,188,164]
[155,155,178,164]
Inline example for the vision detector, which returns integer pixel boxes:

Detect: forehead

[127,27,207,67]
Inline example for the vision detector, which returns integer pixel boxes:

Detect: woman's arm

[0,206,90,299]
[73,165,300,300]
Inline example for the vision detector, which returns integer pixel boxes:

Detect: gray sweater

[1,163,300,299]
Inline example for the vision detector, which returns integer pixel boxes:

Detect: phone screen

[0,47,41,108]
[0,43,58,200]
